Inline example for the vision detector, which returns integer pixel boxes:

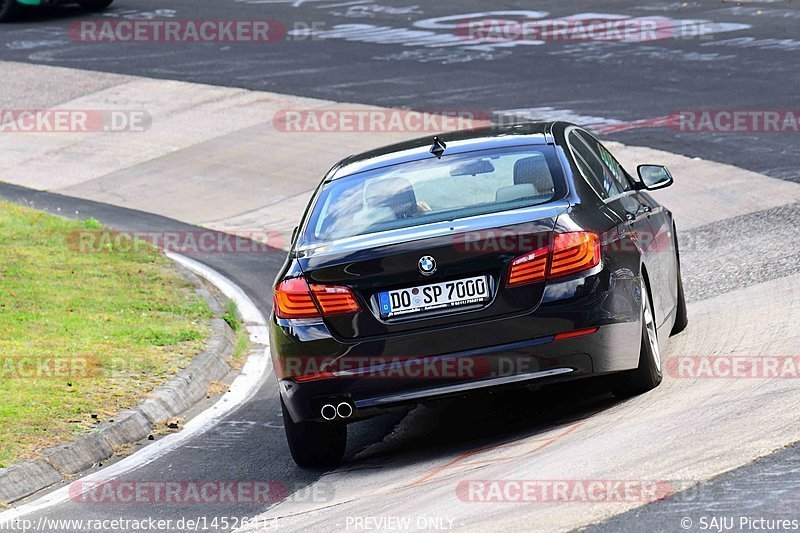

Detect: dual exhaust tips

[321,401,354,421]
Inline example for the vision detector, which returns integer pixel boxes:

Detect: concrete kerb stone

[0,257,239,505]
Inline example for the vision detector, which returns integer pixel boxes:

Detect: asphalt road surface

[1,1,800,532]
[1,0,799,181]
[0,181,406,530]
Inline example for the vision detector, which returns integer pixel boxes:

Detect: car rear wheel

[78,0,114,11]
[0,0,19,22]
[613,279,663,397]
[281,397,346,468]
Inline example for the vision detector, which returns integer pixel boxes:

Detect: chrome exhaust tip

[336,402,354,419]
[320,404,337,421]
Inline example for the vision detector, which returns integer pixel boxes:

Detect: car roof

[328,121,572,180]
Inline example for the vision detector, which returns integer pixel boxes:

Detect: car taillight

[507,246,550,287]
[506,231,600,287]
[549,231,601,279]
[274,278,319,318]
[274,277,360,319]
[310,284,361,315]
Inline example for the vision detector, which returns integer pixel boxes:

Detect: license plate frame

[378,275,491,318]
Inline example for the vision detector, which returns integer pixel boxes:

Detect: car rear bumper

[272,269,643,423]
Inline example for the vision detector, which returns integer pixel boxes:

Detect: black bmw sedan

[271,121,688,467]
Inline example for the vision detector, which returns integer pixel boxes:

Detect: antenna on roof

[430,136,447,159]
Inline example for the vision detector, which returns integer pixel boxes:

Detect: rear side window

[578,131,632,192]
[303,145,566,243]
[569,132,610,198]
[569,131,630,199]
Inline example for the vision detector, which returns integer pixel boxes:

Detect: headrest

[495,183,537,203]
[365,177,418,219]
[513,156,554,194]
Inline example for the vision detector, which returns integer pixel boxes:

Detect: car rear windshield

[303,145,565,244]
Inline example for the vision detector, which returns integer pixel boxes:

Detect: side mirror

[637,165,673,191]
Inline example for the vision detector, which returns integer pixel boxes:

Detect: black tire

[281,397,346,468]
[670,234,688,336]
[79,0,114,11]
[0,0,19,22]
[613,279,663,398]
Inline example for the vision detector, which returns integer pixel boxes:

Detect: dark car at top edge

[0,0,113,22]
[270,121,688,467]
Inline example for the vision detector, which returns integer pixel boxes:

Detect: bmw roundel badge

[418,256,437,276]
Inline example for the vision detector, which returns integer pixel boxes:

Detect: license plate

[378,276,490,318]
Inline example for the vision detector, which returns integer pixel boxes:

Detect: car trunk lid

[296,201,568,340]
